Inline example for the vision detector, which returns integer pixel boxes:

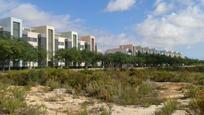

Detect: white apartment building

[79,40,86,51]
[0,17,23,68]
[80,35,96,52]
[105,48,127,54]
[106,44,135,55]
[55,34,67,67]
[61,31,79,49]
[31,25,56,66]
[106,44,184,58]
[23,28,39,48]
[0,26,2,31]
[0,17,23,38]
[22,28,40,68]
[55,34,66,50]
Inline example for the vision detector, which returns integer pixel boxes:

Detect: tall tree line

[0,35,203,70]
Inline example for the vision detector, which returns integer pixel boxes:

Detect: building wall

[119,44,134,55]
[0,17,23,38]
[80,35,96,52]
[32,26,56,66]
[23,30,39,48]
[55,35,66,50]
[79,40,86,51]
[61,31,79,49]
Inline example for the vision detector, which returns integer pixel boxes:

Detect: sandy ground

[25,82,191,115]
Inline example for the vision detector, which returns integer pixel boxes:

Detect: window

[73,34,77,47]
[58,42,64,46]
[48,29,53,59]
[13,22,20,38]
[29,37,38,42]
[91,38,95,51]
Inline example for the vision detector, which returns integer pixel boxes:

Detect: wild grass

[0,83,45,114]
[0,68,161,106]
[155,99,178,115]
[188,89,204,115]
[0,67,203,113]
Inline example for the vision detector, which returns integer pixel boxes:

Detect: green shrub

[189,90,204,114]
[80,105,89,115]
[0,85,45,114]
[2,68,161,106]
[46,79,61,91]
[185,85,200,98]
[155,99,178,115]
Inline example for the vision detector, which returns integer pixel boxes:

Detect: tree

[37,47,47,68]
[0,38,13,71]
[81,49,94,68]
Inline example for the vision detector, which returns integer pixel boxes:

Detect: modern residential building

[106,44,184,58]
[0,17,24,68]
[105,48,127,54]
[79,40,86,51]
[23,28,39,48]
[0,26,2,31]
[0,17,23,38]
[61,31,79,49]
[80,35,96,52]
[31,25,56,66]
[119,44,135,55]
[55,34,67,67]
[22,28,40,68]
[0,16,185,69]
[106,44,135,55]
[55,34,66,50]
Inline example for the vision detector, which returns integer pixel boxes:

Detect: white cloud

[153,2,171,16]
[106,0,136,12]
[136,0,204,50]
[94,31,135,52]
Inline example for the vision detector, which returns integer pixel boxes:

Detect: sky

[0,0,204,59]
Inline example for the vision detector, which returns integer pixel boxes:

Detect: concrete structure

[80,35,96,52]
[119,44,135,55]
[61,31,78,49]
[0,17,23,38]
[105,48,127,54]
[55,34,66,50]
[23,28,39,48]
[31,25,56,66]
[0,26,2,31]
[79,40,86,51]
[55,34,67,67]
[106,44,184,58]
[22,28,40,68]
[106,44,135,55]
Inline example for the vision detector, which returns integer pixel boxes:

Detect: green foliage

[80,105,89,115]
[148,69,204,84]
[185,85,201,98]
[2,68,161,106]
[0,36,46,69]
[189,90,204,115]
[0,84,45,114]
[3,67,204,109]
[155,99,178,115]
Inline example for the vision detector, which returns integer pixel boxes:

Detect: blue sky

[1,0,204,59]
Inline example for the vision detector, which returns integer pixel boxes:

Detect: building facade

[106,44,184,58]
[0,17,23,38]
[31,25,56,66]
[61,31,79,49]
[23,28,39,48]
[80,35,96,52]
